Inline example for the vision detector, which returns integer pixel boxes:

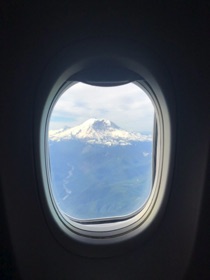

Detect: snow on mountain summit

[49,118,152,145]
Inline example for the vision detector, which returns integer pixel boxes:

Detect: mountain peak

[49,118,152,145]
[82,118,119,131]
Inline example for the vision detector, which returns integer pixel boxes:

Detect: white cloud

[49,82,154,133]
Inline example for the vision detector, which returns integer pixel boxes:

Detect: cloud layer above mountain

[49,82,154,133]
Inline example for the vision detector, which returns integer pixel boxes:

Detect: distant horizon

[49,82,154,133]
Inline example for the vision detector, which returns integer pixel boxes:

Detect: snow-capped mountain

[49,118,152,145]
[48,118,153,219]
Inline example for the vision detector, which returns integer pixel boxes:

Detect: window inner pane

[48,82,155,221]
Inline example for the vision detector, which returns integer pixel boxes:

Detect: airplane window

[47,82,155,223]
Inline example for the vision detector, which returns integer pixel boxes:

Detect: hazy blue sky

[49,82,154,133]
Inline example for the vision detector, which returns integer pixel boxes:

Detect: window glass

[48,82,155,221]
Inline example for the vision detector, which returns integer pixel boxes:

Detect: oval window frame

[35,40,175,257]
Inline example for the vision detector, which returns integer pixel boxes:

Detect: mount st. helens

[49,118,153,220]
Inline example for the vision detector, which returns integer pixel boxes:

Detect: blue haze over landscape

[48,83,154,221]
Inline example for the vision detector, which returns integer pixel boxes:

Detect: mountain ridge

[49,118,152,146]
